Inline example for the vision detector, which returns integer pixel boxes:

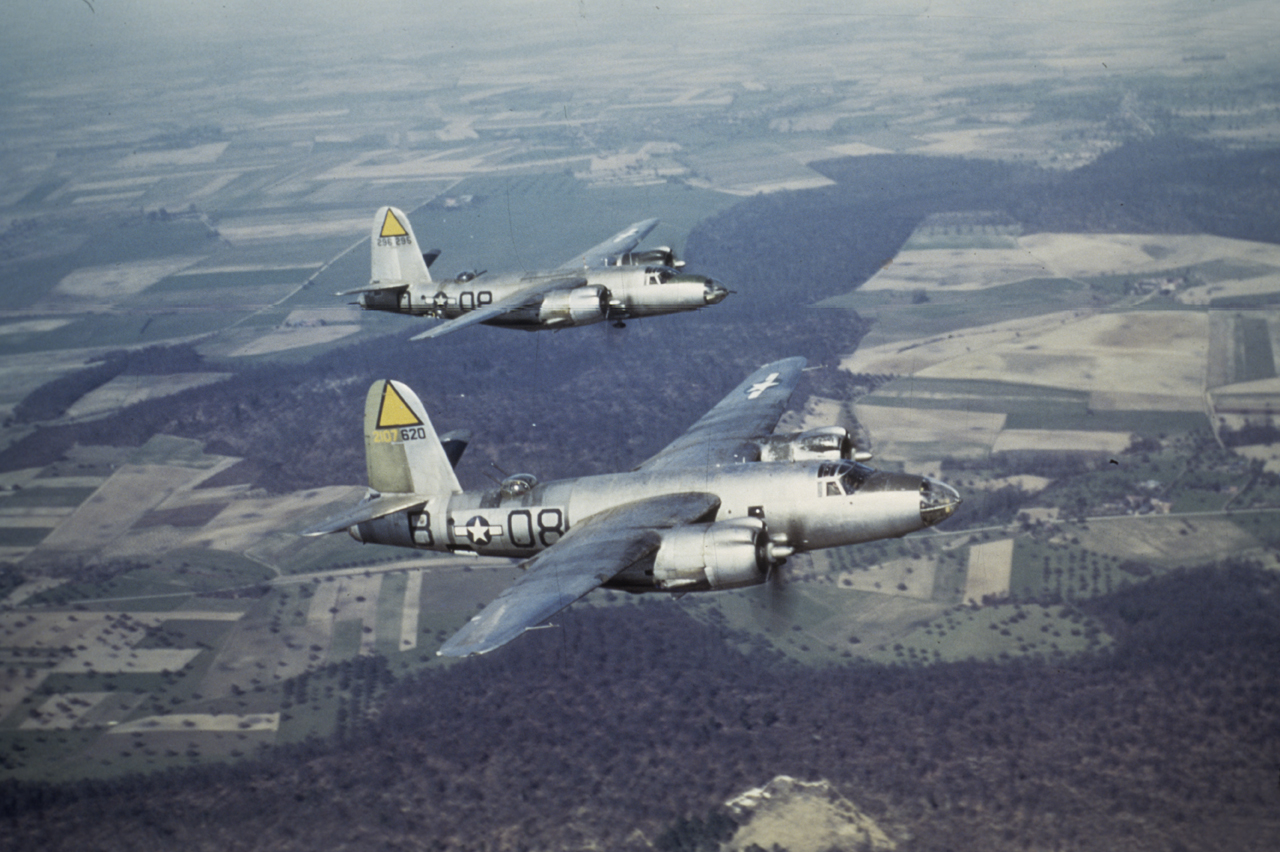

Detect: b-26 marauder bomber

[303,358,962,656]
[338,206,731,339]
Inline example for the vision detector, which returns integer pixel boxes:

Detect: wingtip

[299,518,341,537]
[775,355,807,372]
[435,641,483,658]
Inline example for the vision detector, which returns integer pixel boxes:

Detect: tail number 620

[372,427,427,443]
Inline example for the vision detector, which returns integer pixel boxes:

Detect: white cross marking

[746,372,781,400]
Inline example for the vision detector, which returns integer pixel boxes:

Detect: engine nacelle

[538,285,609,326]
[653,518,774,591]
[757,426,855,463]
[612,247,684,268]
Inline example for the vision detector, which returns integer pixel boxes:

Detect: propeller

[754,529,797,634]
[759,559,798,636]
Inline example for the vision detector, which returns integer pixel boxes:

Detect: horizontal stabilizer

[334,282,409,297]
[300,491,429,537]
[438,429,471,469]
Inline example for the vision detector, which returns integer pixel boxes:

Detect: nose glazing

[704,279,729,304]
[919,477,961,526]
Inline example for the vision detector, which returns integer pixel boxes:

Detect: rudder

[370,206,432,288]
[364,380,462,497]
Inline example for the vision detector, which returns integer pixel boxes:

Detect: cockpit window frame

[643,265,677,285]
[817,459,876,496]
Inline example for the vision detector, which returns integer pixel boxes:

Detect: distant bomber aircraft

[303,357,962,656]
[338,206,730,339]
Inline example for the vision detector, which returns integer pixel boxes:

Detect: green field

[1208,293,1280,308]
[127,435,226,467]
[133,618,238,651]
[0,527,53,547]
[1003,409,1208,434]
[856,602,1109,665]
[1230,509,1280,547]
[26,550,274,609]
[0,486,97,508]
[1190,258,1278,282]
[899,233,1020,251]
[153,267,320,292]
[374,571,409,655]
[865,376,1089,415]
[819,277,1095,339]
[1011,538,1140,601]
[1235,315,1277,382]
[0,312,244,355]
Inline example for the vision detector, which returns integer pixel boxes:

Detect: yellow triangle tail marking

[380,209,409,239]
[377,383,423,429]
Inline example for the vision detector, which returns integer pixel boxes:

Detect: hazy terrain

[1,2,1279,850]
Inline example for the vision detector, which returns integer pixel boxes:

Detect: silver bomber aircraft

[337,206,730,339]
[302,357,961,656]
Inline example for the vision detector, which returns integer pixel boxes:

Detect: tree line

[0,309,867,494]
[2,561,1278,851]
[685,138,1280,313]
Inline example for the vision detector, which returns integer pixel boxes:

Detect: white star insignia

[746,372,781,400]
[456,516,502,546]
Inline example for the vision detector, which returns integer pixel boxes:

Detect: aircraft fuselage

[350,459,960,593]
[359,264,728,329]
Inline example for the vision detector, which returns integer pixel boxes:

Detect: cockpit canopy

[817,459,875,496]
[644,265,679,284]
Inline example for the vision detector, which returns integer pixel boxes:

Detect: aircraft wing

[557,218,659,270]
[635,356,807,473]
[437,492,720,656]
[410,274,587,340]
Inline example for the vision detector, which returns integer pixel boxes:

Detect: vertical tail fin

[371,206,432,288]
[364,380,461,496]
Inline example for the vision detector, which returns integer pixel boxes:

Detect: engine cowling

[653,518,779,591]
[757,426,855,463]
[538,285,609,326]
[611,247,684,268]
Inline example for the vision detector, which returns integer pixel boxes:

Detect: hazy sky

[1,1,1277,117]
[6,1,1277,60]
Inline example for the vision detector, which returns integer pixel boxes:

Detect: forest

[686,136,1280,306]
[0,307,867,494]
[1,562,1277,850]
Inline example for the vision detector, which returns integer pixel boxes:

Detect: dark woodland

[2,563,1278,851]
